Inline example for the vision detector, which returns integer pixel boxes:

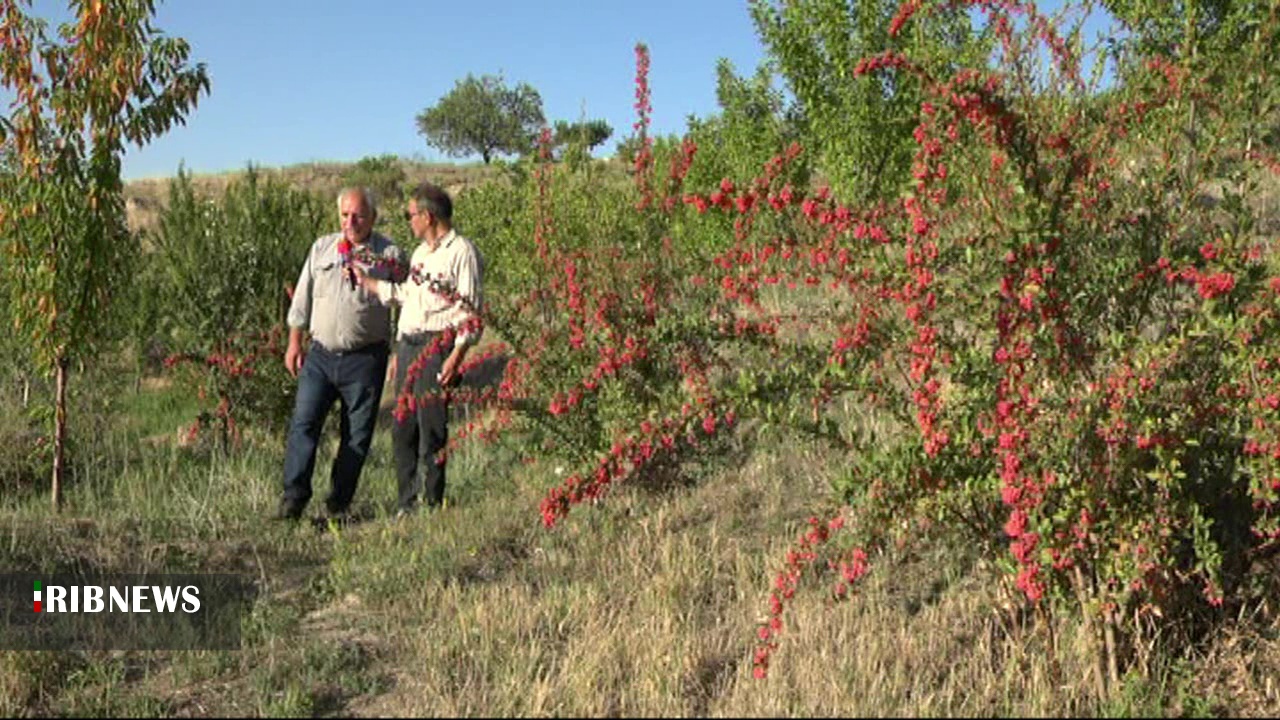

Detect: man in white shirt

[355,182,484,514]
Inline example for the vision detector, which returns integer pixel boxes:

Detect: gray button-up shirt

[287,231,406,351]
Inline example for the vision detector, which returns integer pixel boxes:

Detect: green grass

[0,371,1268,717]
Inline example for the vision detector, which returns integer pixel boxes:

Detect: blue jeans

[281,341,389,513]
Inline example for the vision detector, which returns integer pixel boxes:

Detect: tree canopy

[415,74,545,164]
[552,119,613,152]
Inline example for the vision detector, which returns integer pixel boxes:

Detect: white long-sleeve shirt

[372,229,484,346]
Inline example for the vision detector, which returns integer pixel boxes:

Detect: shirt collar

[338,232,379,249]
[427,229,457,253]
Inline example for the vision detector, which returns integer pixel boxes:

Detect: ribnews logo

[33,579,203,614]
[3,573,256,650]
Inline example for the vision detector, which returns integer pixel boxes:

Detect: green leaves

[415,74,546,165]
[682,59,808,199]
[0,0,210,363]
[149,165,328,344]
[340,154,407,206]
[551,120,613,152]
[748,0,989,204]
[139,167,330,442]
[0,0,209,507]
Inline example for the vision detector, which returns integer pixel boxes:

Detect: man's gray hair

[410,181,452,225]
[337,186,378,220]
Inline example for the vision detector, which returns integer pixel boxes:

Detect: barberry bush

[436,0,1280,696]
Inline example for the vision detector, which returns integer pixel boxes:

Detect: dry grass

[123,159,502,233]
[4,376,1280,716]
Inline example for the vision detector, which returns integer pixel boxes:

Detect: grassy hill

[122,159,504,234]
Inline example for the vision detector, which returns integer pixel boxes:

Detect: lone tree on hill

[416,74,545,164]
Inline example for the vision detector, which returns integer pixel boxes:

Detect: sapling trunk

[52,354,68,513]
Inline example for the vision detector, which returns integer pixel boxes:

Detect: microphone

[337,239,356,290]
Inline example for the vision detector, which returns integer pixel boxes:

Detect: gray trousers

[392,335,448,510]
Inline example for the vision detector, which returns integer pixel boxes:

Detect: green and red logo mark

[34,580,42,613]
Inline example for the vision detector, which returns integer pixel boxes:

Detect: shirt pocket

[313,260,342,299]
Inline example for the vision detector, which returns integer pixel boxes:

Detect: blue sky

[14,0,1118,181]
[110,0,772,180]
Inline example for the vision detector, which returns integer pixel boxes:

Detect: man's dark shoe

[272,500,305,521]
[313,508,355,531]
[393,501,420,520]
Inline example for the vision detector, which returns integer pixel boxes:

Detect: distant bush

[143,166,330,444]
[341,154,407,206]
[0,411,47,498]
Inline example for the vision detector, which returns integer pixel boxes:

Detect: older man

[276,187,406,521]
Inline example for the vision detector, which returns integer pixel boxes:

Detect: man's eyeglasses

[404,209,424,222]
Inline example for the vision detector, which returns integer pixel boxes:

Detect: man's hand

[439,346,467,388]
[284,328,306,378]
[351,265,377,295]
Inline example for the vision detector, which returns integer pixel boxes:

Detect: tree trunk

[1103,603,1121,691]
[52,354,68,513]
